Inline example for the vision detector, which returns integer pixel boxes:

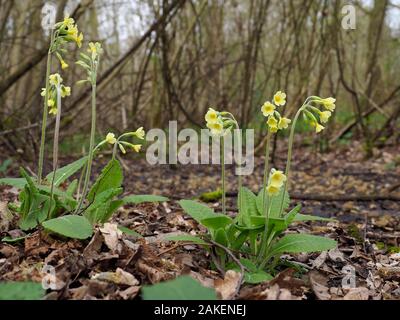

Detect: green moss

[388,246,400,254]
[375,241,385,250]
[199,189,222,202]
[347,223,363,244]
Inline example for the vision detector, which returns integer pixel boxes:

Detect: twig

[209,240,246,298]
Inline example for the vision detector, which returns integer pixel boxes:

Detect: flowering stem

[257,130,271,263]
[48,84,61,217]
[221,136,226,215]
[37,31,55,184]
[277,105,305,217]
[75,83,97,214]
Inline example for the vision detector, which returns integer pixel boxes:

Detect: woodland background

[0,0,399,166]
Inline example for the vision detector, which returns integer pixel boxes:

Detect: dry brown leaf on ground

[0,201,13,232]
[92,267,139,286]
[343,287,369,300]
[99,223,123,253]
[309,271,331,300]
[214,270,241,300]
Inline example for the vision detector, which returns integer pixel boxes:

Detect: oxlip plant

[169,92,338,283]
[0,18,167,241]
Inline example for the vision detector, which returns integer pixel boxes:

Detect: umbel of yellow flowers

[101,127,145,155]
[52,17,83,70]
[261,91,291,133]
[41,73,71,115]
[205,108,225,136]
[304,97,336,133]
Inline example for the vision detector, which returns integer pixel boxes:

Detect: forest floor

[1,141,400,300]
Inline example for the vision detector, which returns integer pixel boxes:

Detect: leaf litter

[0,142,399,300]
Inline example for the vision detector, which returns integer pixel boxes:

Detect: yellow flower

[261,101,275,117]
[132,144,142,152]
[320,97,336,111]
[75,32,83,48]
[63,16,75,28]
[61,86,71,98]
[319,111,331,123]
[88,42,98,59]
[273,91,286,106]
[49,107,57,116]
[47,99,55,107]
[269,125,278,133]
[278,117,291,130]
[106,133,117,145]
[61,60,68,70]
[134,127,145,139]
[49,73,62,86]
[315,123,324,133]
[118,143,126,154]
[41,88,47,97]
[207,121,224,136]
[267,116,278,128]
[205,108,219,124]
[270,169,286,188]
[267,184,280,196]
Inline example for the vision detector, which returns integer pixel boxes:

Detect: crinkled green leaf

[122,195,168,205]
[88,159,123,202]
[42,215,93,239]
[270,234,337,256]
[45,157,87,186]
[0,282,44,300]
[141,276,217,300]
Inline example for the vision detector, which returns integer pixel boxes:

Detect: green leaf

[165,234,208,245]
[118,226,143,238]
[45,157,87,187]
[88,159,123,202]
[2,236,26,243]
[66,179,78,197]
[244,270,273,284]
[270,234,337,256]
[179,200,216,223]
[293,214,335,222]
[0,282,45,300]
[42,215,93,239]
[0,177,26,189]
[201,215,233,230]
[141,276,217,300]
[122,195,169,205]
[238,187,258,226]
[257,188,290,218]
[85,188,123,224]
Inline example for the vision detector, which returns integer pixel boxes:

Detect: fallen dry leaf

[343,287,369,300]
[92,268,139,286]
[214,270,241,300]
[99,223,123,253]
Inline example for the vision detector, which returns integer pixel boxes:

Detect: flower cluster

[101,127,145,155]
[205,108,225,136]
[41,73,71,115]
[261,91,291,133]
[76,42,103,85]
[205,108,238,136]
[266,169,287,196]
[303,97,336,133]
[52,17,83,70]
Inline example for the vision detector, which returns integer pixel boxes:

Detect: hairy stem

[37,32,54,183]
[277,105,305,217]
[75,83,97,213]
[221,135,226,215]
[257,131,272,263]
[48,84,61,217]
